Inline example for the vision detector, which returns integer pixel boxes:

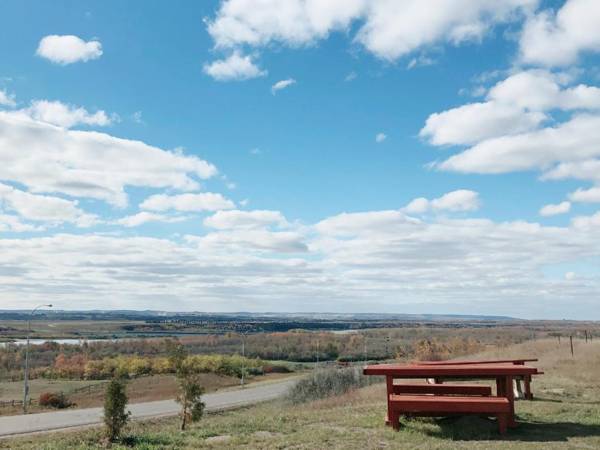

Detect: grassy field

[0,320,144,339]
[3,338,599,449]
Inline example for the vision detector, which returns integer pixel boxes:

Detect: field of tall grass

[4,337,599,449]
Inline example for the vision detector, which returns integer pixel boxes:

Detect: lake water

[0,338,112,347]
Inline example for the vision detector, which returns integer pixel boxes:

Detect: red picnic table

[363,363,542,434]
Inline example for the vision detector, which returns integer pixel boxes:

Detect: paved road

[0,378,296,438]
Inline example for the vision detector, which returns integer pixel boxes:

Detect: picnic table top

[414,358,538,366]
[363,363,540,377]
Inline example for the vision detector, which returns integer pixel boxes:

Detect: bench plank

[389,395,510,434]
[393,383,491,396]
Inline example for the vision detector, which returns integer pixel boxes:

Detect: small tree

[176,372,205,430]
[103,378,130,442]
[167,340,205,430]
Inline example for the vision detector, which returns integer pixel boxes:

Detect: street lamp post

[23,304,52,414]
[240,332,246,387]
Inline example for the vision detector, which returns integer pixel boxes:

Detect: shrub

[39,391,71,409]
[287,367,380,404]
[263,364,291,374]
[103,378,130,442]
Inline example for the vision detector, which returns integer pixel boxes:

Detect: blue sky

[1,0,600,318]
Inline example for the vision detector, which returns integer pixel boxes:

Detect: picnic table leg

[496,377,505,397]
[524,375,533,400]
[385,375,393,427]
[505,376,517,428]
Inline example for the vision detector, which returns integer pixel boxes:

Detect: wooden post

[570,335,574,357]
[385,375,394,427]
[505,376,517,428]
[558,335,561,345]
[585,330,588,343]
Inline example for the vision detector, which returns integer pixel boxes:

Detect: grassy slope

[4,339,600,449]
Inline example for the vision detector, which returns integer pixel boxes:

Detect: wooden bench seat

[388,395,511,434]
[393,383,491,396]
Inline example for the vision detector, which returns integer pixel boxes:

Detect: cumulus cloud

[190,229,308,253]
[539,201,571,216]
[36,35,102,65]
[436,114,600,174]
[0,182,97,227]
[421,101,546,146]
[422,70,600,201]
[421,70,600,147]
[0,214,43,233]
[571,211,600,229]
[569,187,600,203]
[487,70,600,111]
[520,0,600,66]
[116,212,186,228]
[204,209,287,229]
[271,78,296,94]
[22,100,114,128]
[403,190,481,214]
[0,111,217,207]
[203,51,266,81]
[140,193,235,212]
[0,89,16,107]
[206,0,536,64]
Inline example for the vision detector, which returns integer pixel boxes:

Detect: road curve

[0,378,296,438]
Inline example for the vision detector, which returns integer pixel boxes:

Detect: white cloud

[423,70,600,191]
[1,208,600,316]
[542,160,600,185]
[36,35,103,65]
[520,0,600,66]
[539,201,571,216]
[421,101,546,146]
[0,111,217,207]
[421,70,600,147]
[204,209,287,229]
[0,214,42,232]
[430,190,481,212]
[140,193,235,212]
[375,132,387,143]
[487,70,600,111]
[437,114,600,175]
[206,0,537,64]
[569,187,600,203]
[203,51,267,81]
[116,212,186,228]
[404,190,481,214]
[571,211,600,229]
[22,100,114,128]
[271,78,296,94]
[191,229,307,253]
[0,182,97,227]
[0,89,16,107]
[403,197,430,214]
